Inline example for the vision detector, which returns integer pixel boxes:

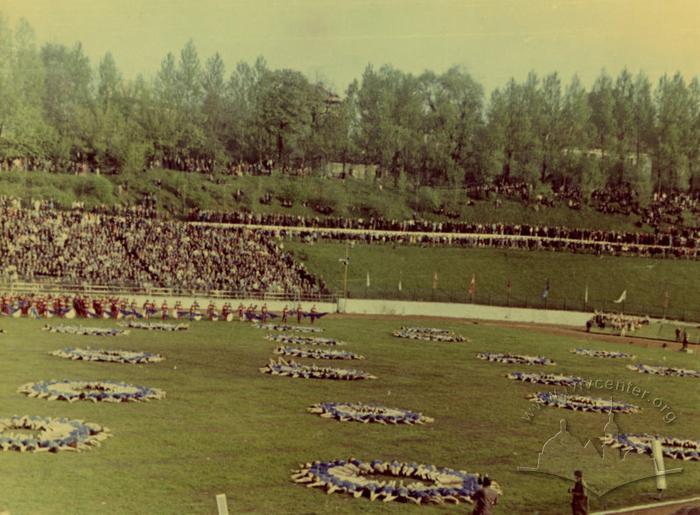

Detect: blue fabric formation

[600,433,700,461]
[273,346,364,360]
[507,372,584,386]
[255,323,323,333]
[43,324,128,336]
[259,358,376,380]
[392,326,466,342]
[527,391,640,413]
[50,348,164,365]
[291,458,499,504]
[18,380,166,403]
[477,352,556,366]
[120,321,189,331]
[265,334,345,346]
[244,312,279,321]
[307,402,433,425]
[571,348,636,359]
[0,415,110,452]
[627,364,700,378]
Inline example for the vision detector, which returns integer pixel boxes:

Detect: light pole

[338,243,351,308]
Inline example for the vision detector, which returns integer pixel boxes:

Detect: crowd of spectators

[143,155,313,177]
[145,154,215,174]
[1,155,103,174]
[2,152,698,225]
[587,311,650,333]
[0,206,327,295]
[592,187,700,230]
[464,180,583,209]
[642,192,699,230]
[278,226,697,258]
[190,210,698,253]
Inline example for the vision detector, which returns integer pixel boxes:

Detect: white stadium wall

[340,298,592,326]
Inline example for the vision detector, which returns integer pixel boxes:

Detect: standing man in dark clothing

[472,477,498,515]
[570,470,588,515]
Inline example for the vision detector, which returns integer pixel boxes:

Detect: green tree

[654,73,691,191]
[589,70,616,157]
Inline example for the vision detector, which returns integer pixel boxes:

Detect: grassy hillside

[0,317,698,514]
[287,242,700,321]
[0,169,657,232]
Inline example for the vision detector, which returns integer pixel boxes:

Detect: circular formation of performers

[600,433,700,461]
[307,402,434,425]
[291,458,501,505]
[259,358,376,381]
[0,415,111,453]
[526,392,641,414]
[50,348,165,365]
[506,372,585,387]
[476,352,556,366]
[17,380,166,403]
[626,364,700,378]
[273,346,364,360]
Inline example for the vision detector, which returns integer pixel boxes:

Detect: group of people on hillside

[0,205,327,295]
[1,155,103,174]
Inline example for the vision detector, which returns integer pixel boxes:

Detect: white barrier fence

[339,298,593,326]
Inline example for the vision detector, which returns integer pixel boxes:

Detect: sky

[1,0,699,94]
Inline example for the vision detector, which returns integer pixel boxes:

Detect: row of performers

[0,295,327,323]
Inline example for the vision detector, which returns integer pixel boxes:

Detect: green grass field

[1,317,698,514]
[288,242,700,321]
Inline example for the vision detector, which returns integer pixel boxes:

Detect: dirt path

[477,320,689,351]
[334,313,689,351]
[593,498,700,514]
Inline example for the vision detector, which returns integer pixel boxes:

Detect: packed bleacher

[0,198,697,289]
[0,205,327,295]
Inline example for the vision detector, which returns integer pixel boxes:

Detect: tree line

[1,16,699,197]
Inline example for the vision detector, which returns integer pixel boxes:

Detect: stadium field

[1,316,698,514]
[288,242,700,321]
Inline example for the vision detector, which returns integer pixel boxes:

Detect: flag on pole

[584,284,589,304]
[398,279,402,292]
[366,271,371,288]
[432,271,438,290]
[506,278,512,294]
[663,290,669,309]
[541,278,550,300]
[469,274,476,298]
[613,290,627,304]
